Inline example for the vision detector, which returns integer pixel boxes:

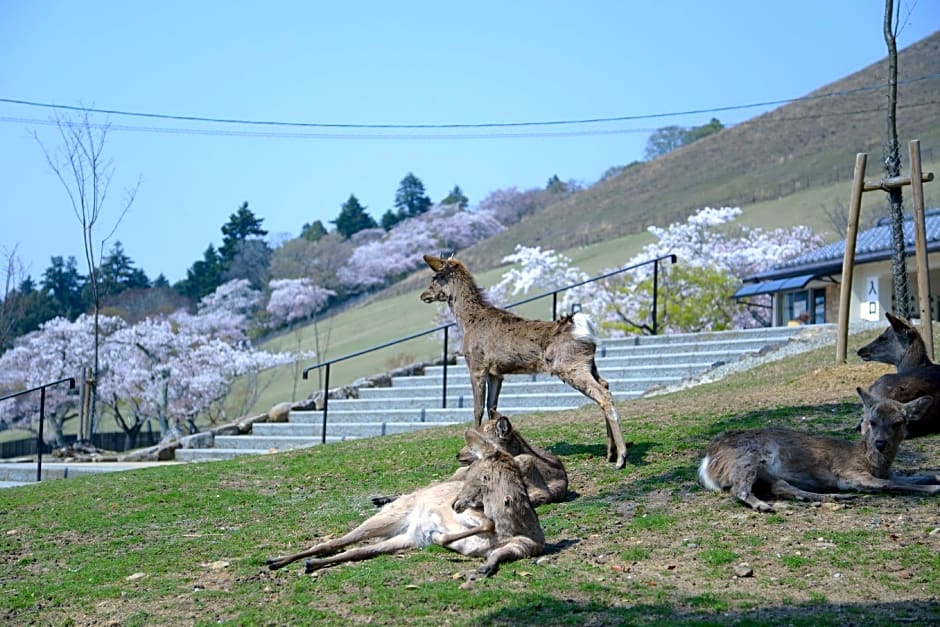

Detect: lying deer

[455,410,568,507]
[266,429,544,576]
[420,254,631,469]
[698,387,940,512]
[857,312,940,438]
[371,411,568,509]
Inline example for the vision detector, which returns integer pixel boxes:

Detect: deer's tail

[571,312,598,344]
[697,455,722,492]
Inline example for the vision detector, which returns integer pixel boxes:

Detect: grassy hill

[3,328,938,625]
[457,31,940,270]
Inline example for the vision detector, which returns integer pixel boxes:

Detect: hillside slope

[459,32,940,270]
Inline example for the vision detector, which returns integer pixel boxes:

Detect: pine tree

[394,173,432,216]
[332,195,378,238]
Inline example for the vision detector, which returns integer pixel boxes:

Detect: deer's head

[420,254,459,304]
[857,387,932,468]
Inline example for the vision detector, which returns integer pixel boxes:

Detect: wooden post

[836,153,867,364]
[909,139,933,359]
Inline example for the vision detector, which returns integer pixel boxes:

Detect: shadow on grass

[467,596,939,626]
[549,441,656,466]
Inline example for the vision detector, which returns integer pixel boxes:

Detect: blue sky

[1,1,937,283]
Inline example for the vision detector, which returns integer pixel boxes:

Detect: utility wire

[0,72,937,132]
[0,100,934,141]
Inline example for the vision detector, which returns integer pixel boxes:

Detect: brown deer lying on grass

[455,410,568,507]
[420,254,631,469]
[857,312,940,437]
[371,410,568,509]
[698,387,940,512]
[266,429,544,576]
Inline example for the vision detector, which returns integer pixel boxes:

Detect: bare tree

[0,245,25,350]
[34,110,140,437]
[883,0,910,318]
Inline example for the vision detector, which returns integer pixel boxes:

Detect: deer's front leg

[485,373,503,415]
[469,366,487,426]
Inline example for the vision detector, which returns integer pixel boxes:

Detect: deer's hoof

[266,558,283,571]
[477,563,499,577]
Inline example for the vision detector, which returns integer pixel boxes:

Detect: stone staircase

[175,325,806,462]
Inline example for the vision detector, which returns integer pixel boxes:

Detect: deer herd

[268,254,940,577]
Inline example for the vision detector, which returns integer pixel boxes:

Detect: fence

[301,253,678,443]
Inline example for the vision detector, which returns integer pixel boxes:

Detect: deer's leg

[478,537,542,577]
[469,365,487,427]
[767,478,855,503]
[432,516,495,547]
[847,476,940,495]
[891,472,940,485]
[267,499,411,570]
[303,534,417,573]
[485,373,503,416]
[728,455,774,512]
[560,367,630,469]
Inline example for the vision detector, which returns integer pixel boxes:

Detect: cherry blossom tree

[488,208,823,336]
[0,314,124,444]
[266,278,335,398]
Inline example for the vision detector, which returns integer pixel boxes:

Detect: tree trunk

[883,0,910,318]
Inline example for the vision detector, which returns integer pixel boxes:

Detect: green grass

[3,333,938,625]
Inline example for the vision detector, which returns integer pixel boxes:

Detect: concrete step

[253,421,464,439]
[0,461,175,487]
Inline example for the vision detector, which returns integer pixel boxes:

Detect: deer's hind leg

[478,537,542,577]
[303,533,417,573]
[267,498,413,570]
[728,455,775,512]
[485,373,504,417]
[559,366,630,469]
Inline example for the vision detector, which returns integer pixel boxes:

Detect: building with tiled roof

[734,208,940,326]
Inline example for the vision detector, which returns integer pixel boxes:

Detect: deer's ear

[424,254,446,272]
[886,312,913,334]
[857,386,877,410]
[495,415,512,439]
[464,429,497,456]
[902,395,934,423]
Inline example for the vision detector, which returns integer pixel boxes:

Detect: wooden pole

[837,153,867,364]
[909,139,933,359]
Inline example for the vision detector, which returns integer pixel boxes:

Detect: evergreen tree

[301,219,328,242]
[332,195,378,238]
[99,241,149,296]
[220,201,268,265]
[380,208,405,231]
[394,172,432,217]
[441,185,469,209]
[41,255,86,319]
[176,244,223,302]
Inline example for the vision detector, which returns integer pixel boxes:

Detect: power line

[0,100,934,141]
[0,73,937,133]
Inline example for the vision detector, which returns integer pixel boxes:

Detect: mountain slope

[459,32,940,270]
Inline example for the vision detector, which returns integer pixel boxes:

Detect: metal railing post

[37,387,46,482]
[442,326,449,409]
[321,363,331,444]
[652,259,660,335]
[552,292,558,320]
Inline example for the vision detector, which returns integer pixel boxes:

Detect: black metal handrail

[302,253,677,442]
[0,376,76,481]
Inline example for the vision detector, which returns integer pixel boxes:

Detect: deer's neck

[448,274,492,329]
[898,341,932,370]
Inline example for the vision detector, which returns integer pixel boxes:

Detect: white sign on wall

[861,275,879,321]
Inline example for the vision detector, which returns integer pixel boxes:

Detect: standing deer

[698,387,939,512]
[266,429,544,576]
[420,254,631,469]
[857,312,940,437]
